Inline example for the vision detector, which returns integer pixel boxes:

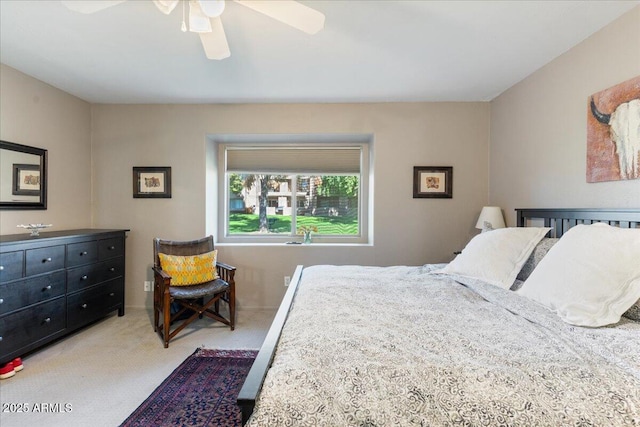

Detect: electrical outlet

[144,281,152,292]
[284,276,291,287]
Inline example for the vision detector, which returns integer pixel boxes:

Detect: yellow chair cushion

[158,250,219,286]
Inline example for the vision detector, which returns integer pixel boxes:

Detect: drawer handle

[81,275,88,280]
[80,251,88,256]
[42,257,52,263]
[0,265,4,271]
[43,285,52,291]
[109,267,116,272]
[43,317,51,324]
[0,336,3,342]
[81,303,88,309]
[108,246,116,250]
[109,292,115,297]
[0,298,4,304]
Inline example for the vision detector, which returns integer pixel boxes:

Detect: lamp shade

[475,206,506,231]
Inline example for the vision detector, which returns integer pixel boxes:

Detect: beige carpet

[0,307,275,427]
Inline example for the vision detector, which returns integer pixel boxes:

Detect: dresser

[0,229,128,365]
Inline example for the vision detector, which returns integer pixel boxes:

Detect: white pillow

[435,227,550,289]
[517,223,640,327]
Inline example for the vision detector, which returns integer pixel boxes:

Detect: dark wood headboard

[516,208,640,237]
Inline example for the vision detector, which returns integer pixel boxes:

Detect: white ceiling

[0,0,638,104]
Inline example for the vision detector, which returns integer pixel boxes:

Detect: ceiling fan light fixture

[152,0,180,15]
[198,0,225,18]
[189,0,213,33]
[61,0,324,61]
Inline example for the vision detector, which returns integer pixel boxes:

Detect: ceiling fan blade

[61,0,127,14]
[152,0,180,15]
[234,0,324,35]
[199,17,231,60]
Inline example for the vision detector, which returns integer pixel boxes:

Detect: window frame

[215,135,372,245]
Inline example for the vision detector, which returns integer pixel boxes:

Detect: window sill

[215,242,373,247]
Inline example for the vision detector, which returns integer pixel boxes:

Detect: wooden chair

[152,236,235,348]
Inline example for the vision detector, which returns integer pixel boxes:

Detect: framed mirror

[0,140,47,210]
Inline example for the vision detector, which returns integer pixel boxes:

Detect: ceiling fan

[61,0,325,60]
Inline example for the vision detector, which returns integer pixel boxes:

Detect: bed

[238,208,640,426]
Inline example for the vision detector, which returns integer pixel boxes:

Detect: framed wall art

[587,75,640,183]
[12,163,41,196]
[413,166,453,199]
[133,166,172,198]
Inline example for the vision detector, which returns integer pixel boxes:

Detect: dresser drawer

[99,257,125,283]
[67,258,124,293]
[67,264,99,293]
[67,241,98,267]
[0,297,66,357]
[67,279,123,329]
[0,251,24,283]
[0,271,66,316]
[25,245,65,276]
[99,237,124,260]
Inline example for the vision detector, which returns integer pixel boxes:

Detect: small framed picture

[133,167,172,198]
[413,166,453,198]
[12,164,41,196]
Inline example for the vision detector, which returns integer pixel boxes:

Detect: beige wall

[91,103,490,309]
[0,64,489,311]
[0,64,92,233]
[490,6,640,224]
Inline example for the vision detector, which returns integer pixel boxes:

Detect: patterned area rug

[120,349,257,427]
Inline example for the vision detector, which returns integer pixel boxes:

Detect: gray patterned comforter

[247,265,640,426]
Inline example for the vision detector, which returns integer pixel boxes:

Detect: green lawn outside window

[229,214,358,235]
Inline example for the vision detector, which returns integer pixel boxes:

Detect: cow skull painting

[587,76,640,183]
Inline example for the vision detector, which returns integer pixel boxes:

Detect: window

[216,136,371,244]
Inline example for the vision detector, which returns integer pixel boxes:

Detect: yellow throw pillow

[158,250,218,286]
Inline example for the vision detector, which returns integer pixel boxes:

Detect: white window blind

[226,147,361,174]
